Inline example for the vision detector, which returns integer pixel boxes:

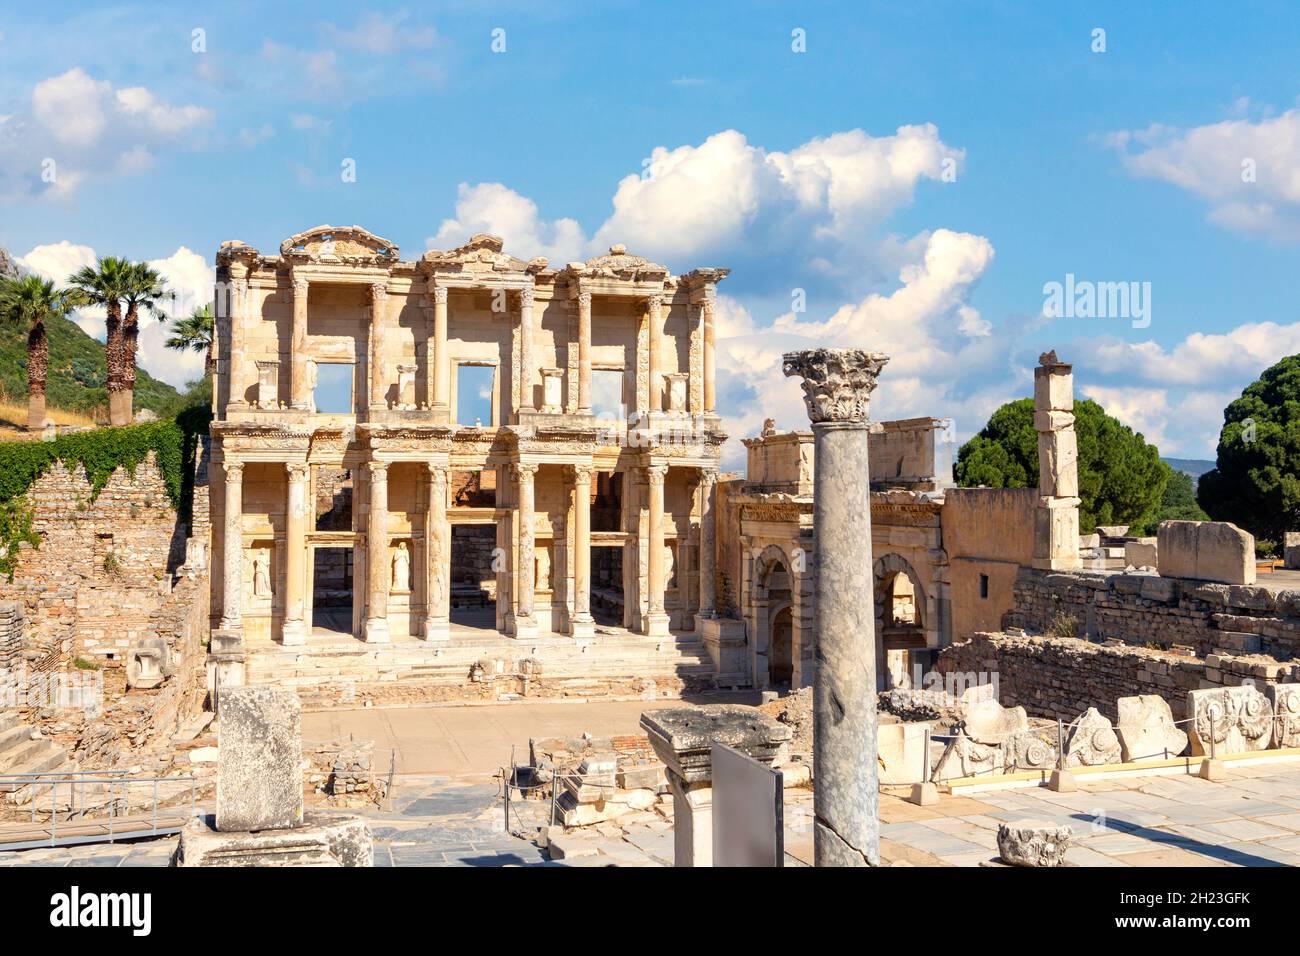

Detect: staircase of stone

[245,631,719,708]
[0,711,74,799]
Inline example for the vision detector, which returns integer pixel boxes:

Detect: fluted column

[784,347,890,868]
[644,464,670,637]
[571,464,595,639]
[519,284,535,414]
[513,463,539,639]
[703,291,717,413]
[432,284,449,414]
[577,289,592,414]
[226,269,250,408]
[364,461,390,643]
[218,459,244,629]
[695,468,717,627]
[289,275,310,409]
[422,463,450,642]
[281,462,308,645]
[368,282,389,413]
[647,294,663,414]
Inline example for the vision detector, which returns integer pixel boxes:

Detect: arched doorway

[874,553,928,691]
[770,605,793,687]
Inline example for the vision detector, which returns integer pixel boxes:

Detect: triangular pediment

[280,225,399,262]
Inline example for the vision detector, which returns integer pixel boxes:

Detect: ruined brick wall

[937,631,1298,723]
[0,603,23,703]
[1005,568,1300,659]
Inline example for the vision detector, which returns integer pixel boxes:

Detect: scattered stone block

[1157,520,1255,585]
[1064,707,1121,768]
[1125,538,1158,568]
[1004,731,1057,772]
[877,721,930,784]
[1048,769,1076,792]
[616,764,668,792]
[931,734,1001,782]
[963,697,1028,746]
[909,782,940,806]
[546,831,599,861]
[126,637,171,689]
[639,705,791,783]
[997,821,1071,867]
[1116,694,1187,762]
[216,686,303,832]
[1188,685,1272,757]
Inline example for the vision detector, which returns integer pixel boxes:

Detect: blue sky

[3,1,1300,464]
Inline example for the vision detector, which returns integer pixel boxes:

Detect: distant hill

[1163,457,1216,480]
[0,251,182,418]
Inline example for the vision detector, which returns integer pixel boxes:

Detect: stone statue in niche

[252,551,271,598]
[663,544,676,589]
[535,546,551,591]
[391,541,411,593]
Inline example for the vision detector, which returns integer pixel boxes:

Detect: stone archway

[770,604,794,687]
[873,553,929,691]
[747,544,792,690]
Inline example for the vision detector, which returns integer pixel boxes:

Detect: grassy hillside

[0,312,182,420]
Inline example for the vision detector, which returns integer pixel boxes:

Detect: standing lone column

[1033,350,1082,571]
[289,275,309,409]
[695,468,717,627]
[422,463,450,642]
[644,464,670,637]
[571,465,595,640]
[514,463,540,640]
[519,284,536,413]
[219,459,244,630]
[364,461,391,644]
[281,462,309,645]
[784,347,889,867]
[368,282,389,413]
[432,285,449,414]
[577,289,593,414]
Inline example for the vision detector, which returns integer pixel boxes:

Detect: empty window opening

[592,369,625,420]
[456,364,495,426]
[313,363,355,414]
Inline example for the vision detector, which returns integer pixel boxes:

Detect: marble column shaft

[784,347,889,867]
[432,285,449,411]
[577,290,592,414]
[219,460,244,629]
[289,276,309,409]
[703,293,716,413]
[519,285,535,412]
[572,465,594,632]
[281,462,308,644]
[647,294,663,413]
[368,282,389,411]
[364,462,390,643]
[515,463,538,623]
[226,272,249,407]
[697,469,717,616]
[646,465,668,616]
[423,463,450,641]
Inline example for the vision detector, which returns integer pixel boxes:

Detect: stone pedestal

[699,616,747,687]
[784,347,888,867]
[640,705,791,868]
[217,687,303,832]
[207,629,246,712]
[176,813,372,867]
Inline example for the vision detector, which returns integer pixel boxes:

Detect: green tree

[119,261,172,425]
[1197,355,1300,542]
[0,275,85,430]
[956,397,1168,534]
[70,257,133,426]
[166,304,215,376]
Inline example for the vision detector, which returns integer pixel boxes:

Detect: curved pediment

[422,233,548,275]
[565,244,669,282]
[280,225,399,262]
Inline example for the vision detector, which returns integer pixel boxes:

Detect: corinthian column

[577,289,592,414]
[289,275,310,409]
[703,291,717,413]
[519,284,536,413]
[644,464,670,637]
[219,459,244,629]
[281,462,309,645]
[783,346,889,868]
[695,468,718,628]
[513,462,540,640]
[364,461,391,643]
[571,464,595,640]
[423,463,450,642]
[432,284,449,415]
[368,282,389,413]
[647,294,663,414]
[226,270,250,408]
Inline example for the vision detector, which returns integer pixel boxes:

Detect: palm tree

[70,256,133,425]
[0,275,85,430]
[166,304,215,376]
[119,261,172,424]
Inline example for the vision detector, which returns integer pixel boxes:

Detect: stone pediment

[423,233,547,276]
[566,244,669,282]
[280,225,399,263]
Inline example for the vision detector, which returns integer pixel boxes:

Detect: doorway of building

[450,524,497,629]
[311,546,354,635]
[591,545,624,626]
[769,605,794,688]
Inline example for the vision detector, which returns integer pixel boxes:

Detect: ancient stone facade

[210,227,727,645]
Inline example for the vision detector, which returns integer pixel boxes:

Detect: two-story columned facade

[209,226,728,647]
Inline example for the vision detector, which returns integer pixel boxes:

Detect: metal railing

[0,771,199,851]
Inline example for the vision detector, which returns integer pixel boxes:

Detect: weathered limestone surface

[1188,685,1272,756]
[877,720,931,785]
[931,734,1001,782]
[1032,352,1081,572]
[997,821,1071,867]
[639,705,790,783]
[1268,684,1300,748]
[784,347,888,867]
[1125,538,1158,569]
[1064,706,1121,768]
[1158,520,1255,585]
[216,686,304,832]
[964,696,1028,746]
[1004,730,1058,772]
[1116,694,1187,762]
[175,813,372,867]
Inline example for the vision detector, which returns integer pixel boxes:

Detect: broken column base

[909,782,940,806]
[1048,769,1077,792]
[1199,758,1226,781]
[173,813,373,867]
[668,770,713,867]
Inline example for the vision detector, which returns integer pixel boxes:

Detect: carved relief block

[1188,685,1273,756]
[1064,707,1122,768]
[1268,684,1300,748]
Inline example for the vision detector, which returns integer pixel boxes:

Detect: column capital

[572,463,595,484]
[520,283,535,308]
[782,347,889,425]
[426,461,449,480]
[645,463,668,486]
[512,461,540,483]
[371,281,389,301]
[432,284,448,305]
[292,276,309,296]
[577,289,592,309]
[646,293,663,312]
[224,459,244,480]
[368,460,389,481]
[285,461,309,480]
